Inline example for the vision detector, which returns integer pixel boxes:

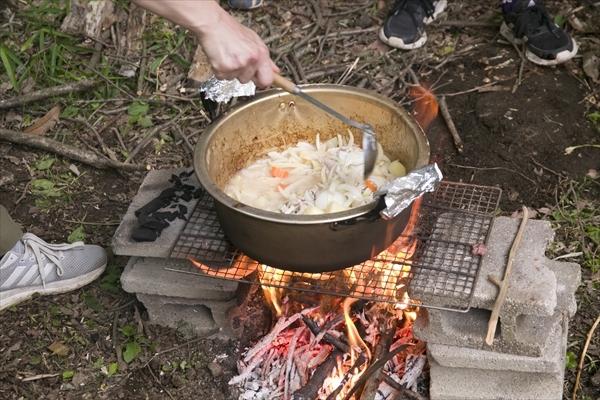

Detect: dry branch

[0,79,98,110]
[485,205,529,345]
[342,344,412,400]
[439,96,463,153]
[572,314,600,400]
[0,129,148,172]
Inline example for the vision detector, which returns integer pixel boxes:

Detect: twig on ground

[65,117,116,160]
[173,124,195,156]
[15,180,32,205]
[282,55,301,84]
[137,39,147,96]
[87,65,136,100]
[291,51,308,84]
[486,205,529,345]
[113,311,128,372]
[439,96,464,153]
[20,373,60,382]
[572,315,600,400]
[123,111,185,164]
[508,41,527,93]
[0,79,98,110]
[447,163,538,185]
[0,129,149,172]
[337,57,360,85]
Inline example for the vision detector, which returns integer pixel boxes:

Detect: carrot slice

[365,179,377,191]
[276,183,287,191]
[270,166,289,178]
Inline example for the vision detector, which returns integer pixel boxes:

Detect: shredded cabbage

[224,131,406,214]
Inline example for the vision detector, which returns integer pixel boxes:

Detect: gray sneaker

[0,233,107,311]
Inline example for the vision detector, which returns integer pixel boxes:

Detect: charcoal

[180,192,192,202]
[132,226,158,242]
[135,197,167,218]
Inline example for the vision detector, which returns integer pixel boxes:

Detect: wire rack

[164,182,501,312]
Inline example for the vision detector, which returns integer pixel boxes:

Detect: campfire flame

[195,85,438,399]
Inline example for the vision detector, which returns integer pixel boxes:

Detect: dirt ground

[0,0,599,399]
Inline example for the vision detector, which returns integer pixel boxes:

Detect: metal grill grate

[164,182,501,312]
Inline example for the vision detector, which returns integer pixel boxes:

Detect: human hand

[196,10,279,87]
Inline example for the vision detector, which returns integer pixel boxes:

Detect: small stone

[207,361,223,377]
[149,357,161,371]
[171,374,187,388]
[591,370,600,387]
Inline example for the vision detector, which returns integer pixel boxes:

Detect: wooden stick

[485,206,529,345]
[439,96,463,154]
[0,129,149,172]
[341,344,412,400]
[360,319,398,400]
[0,79,98,109]
[572,314,600,400]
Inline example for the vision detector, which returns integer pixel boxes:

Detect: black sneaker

[228,0,263,10]
[501,0,577,66]
[379,0,447,50]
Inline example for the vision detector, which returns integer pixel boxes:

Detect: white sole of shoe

[500,21,578,66]
[379,28,428,50]
[379,0,448,50]
[0,263,106,311]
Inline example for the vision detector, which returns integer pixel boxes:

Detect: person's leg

[0,204,23,256]
[500,0,577,66]
[1,211,107,311]
[379,0,447,50]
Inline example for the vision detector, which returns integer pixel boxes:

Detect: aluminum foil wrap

[199,76,256,103]
[375,163,443,219]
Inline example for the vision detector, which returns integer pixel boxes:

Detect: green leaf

[121,325,136,337]
[29,358,41,365]
[554,14,567,28]
[35,158,55,171]
[67,225,86,243]
[127,101,149,116]
[0,46,19,93]
[565,350,578,369]
[122,342,141,363]
[31,178,55,190]
[108,362,118,376]
[84,294,101,312]
[60,106,80,119]
[138,117,153,127]
[62,370,74,379]
[93,357,104,369]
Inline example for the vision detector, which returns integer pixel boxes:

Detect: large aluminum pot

[194,85,430,273]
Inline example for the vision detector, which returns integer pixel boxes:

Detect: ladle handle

[272,73,298,94]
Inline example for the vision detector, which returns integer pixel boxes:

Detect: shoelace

[391,0,436,18]
[21,233,84,289]
[513,3,558,38]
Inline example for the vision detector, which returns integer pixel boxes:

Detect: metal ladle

[272,73,378,179]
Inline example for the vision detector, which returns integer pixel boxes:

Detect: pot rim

[194,84,430,225]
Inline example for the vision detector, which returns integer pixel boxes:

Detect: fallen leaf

[582,52,600,83]
[2,155,20,165]
[48,341,70,357]
[592,271,600,282]
[25,105,61,136]
[587,169,599,179]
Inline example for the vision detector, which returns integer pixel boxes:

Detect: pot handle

[329,197,386,231]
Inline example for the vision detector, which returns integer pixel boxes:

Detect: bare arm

[129,0,278,86]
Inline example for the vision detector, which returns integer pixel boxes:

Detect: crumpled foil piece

[375,163,443,219]
[199,76,256,103]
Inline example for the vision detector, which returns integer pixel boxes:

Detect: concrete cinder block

[121,257,239,302]
[426,312,567,374]
[112,168,201,258]
[428,357,564,400]
[137,293,240,339]
[473,217,558,318]
[413,306,564,357]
